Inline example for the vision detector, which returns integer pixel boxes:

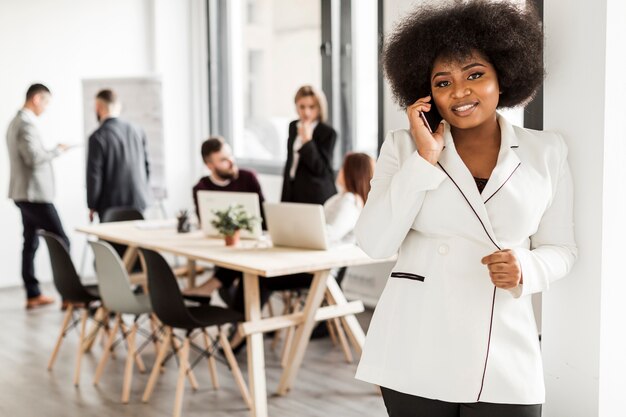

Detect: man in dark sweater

[188,136,266,299]
[192,136,265,226]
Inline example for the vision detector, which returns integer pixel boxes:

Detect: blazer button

[438,244,449,255]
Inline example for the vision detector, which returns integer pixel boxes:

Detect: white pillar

[543,0,626,416]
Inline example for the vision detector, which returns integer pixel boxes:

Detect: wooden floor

[0,284,385,417]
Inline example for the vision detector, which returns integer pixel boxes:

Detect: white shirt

[323,191,363,245]
[290,121,318,179]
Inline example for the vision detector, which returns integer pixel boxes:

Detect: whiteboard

[82,77,166,200]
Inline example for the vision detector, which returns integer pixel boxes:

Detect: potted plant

[210,204,259,246]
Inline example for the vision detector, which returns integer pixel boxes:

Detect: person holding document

[6,83,70,309]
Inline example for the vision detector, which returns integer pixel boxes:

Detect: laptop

[197,190,262,239]
[263,202,329,250]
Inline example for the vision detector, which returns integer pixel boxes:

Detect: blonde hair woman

[281,85,337,204]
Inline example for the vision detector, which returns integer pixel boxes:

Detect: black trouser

[214,268,290,313]
[15,202,70,299]
[381,387,542,417]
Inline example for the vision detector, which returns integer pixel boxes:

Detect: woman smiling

[354,2,577,416]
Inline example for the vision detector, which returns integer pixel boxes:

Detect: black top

[474,177,489,194]
[280,120,337,205]
[86,118,150,216]
[192,169,266,229]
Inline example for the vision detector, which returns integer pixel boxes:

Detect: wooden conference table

[77,220,390,417]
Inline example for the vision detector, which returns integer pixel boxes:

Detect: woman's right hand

[298,121,313,144]
[406,96,444,165]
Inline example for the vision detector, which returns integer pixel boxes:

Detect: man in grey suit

[6,83,69,309]
[86,89,150,222]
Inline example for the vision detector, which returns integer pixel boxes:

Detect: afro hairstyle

[383,0,544,109]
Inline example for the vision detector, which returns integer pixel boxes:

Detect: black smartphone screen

[423,105,443,131]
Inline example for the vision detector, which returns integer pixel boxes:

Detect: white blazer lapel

[481,114,521,203]
[436,122,500,248]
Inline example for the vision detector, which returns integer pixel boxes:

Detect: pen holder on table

[176,210,191,233]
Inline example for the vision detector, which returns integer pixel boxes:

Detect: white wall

[599,0,626,413]
[0,0,201,288]
[543,0,626,415]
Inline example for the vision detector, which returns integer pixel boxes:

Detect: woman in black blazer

[281,85,337,204]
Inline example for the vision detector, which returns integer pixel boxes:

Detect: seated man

[188,136,266,298]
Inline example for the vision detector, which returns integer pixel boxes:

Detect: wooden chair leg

[121,322,138,403]
[73,309,89,386]
[171,333,198,390]
[150,313,162,353]
[48,304,74,371]
[83,306,106,352]
[132,318,146,373]
[173,337,190,417]
[219,328,251,409]
[202,329,220,389]
[93,314,121,385]
[143,327,172,403]
[97,322,108,349]
[121,320,146,373]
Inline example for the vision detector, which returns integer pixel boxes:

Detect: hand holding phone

[406,96,444,165]
[419,111,433,133]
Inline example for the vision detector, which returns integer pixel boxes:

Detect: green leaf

[210,204,260,237]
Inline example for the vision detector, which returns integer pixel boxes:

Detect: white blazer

[354,114,577,405]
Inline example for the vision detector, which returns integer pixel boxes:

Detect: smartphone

[419,112,433,133]
[419,105,443,133]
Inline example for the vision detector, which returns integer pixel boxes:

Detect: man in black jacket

[86,89,150,222]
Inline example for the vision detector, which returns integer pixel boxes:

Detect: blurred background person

[6,83,70,309]
[281,85,337,205]
[86,89,150,222]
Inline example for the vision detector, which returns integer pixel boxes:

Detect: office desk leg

[325,276,365,355]
[244,273,268,417]
[187,259,197,288]
[276,270,330,395]
[122,246,139,271]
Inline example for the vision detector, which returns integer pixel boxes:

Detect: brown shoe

[26,295,55,310]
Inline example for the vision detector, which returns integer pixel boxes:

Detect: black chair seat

[84,284,100,299]
[64,284,101,305]
[141,248,246,333]
[182,294,212,304]
[187,305,243,329]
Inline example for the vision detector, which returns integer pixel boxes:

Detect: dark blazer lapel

[437,122,499,247]
[481,114,521,204]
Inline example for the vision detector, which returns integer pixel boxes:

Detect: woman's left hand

[481,249,523,289]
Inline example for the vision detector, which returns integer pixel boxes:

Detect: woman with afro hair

[354,2,577,416]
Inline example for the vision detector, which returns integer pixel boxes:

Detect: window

[208,0,381,173]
